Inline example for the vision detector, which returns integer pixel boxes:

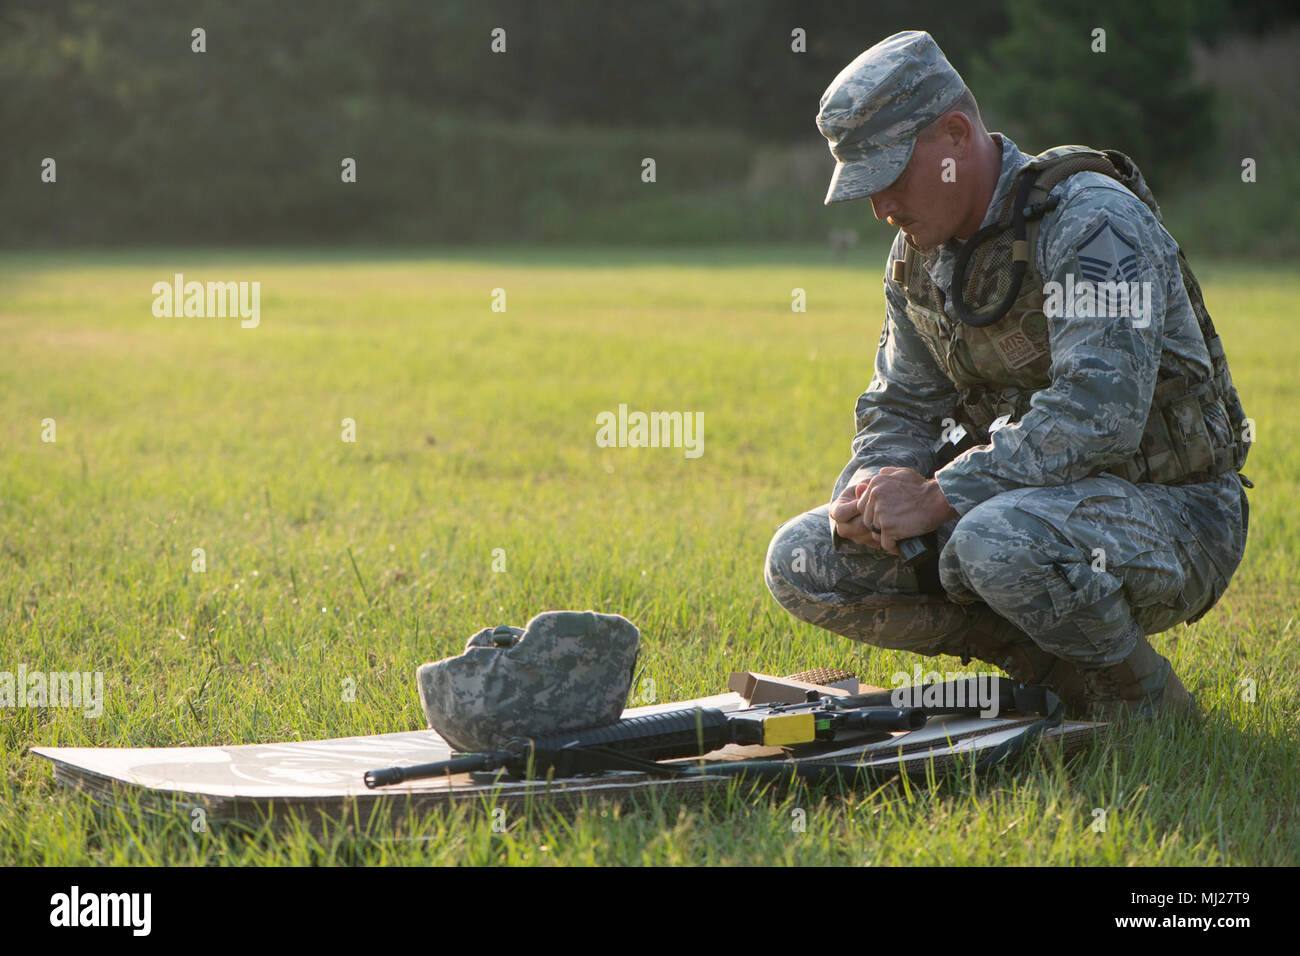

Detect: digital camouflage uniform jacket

[834,134,1245,562]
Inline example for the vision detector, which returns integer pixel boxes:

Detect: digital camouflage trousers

[764,472,1249,669]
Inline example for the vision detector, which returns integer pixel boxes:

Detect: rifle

[363,677,1061,789]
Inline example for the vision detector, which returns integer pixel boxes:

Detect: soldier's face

[867,130,964,252]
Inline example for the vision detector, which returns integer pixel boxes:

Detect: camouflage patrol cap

[817,31,968,205]
[417,610,640,753]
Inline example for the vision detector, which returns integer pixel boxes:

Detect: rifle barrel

[362,753,500,789]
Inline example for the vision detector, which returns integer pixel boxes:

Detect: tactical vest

[893,146,1250,487]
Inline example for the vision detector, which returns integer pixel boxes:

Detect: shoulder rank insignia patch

[1075,219,1140,284]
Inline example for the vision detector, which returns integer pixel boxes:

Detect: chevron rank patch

[1076,219,1140,283]
[1076,219,1142,319]
[1063,217,1154,321]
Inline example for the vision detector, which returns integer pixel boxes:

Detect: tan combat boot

[961,606,1089,719]
[1078,632,1197,723]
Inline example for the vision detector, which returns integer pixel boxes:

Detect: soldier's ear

[936,109,974,155]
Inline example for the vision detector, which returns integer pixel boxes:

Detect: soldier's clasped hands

[829,466,960,555]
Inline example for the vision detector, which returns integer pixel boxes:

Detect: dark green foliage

[966,0,1213,189]
[0,0,1287,245]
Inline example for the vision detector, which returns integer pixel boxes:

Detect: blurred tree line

[1,0,1292,246]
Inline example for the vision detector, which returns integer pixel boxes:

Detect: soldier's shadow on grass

[763,702,1299,815]
[910,703,1300,861]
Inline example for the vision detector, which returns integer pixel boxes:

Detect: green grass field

[2,246,1296,865]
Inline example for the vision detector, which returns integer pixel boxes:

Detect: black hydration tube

[950,171,1039,328]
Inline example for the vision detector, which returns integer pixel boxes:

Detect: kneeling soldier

[765,31,1251,721]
